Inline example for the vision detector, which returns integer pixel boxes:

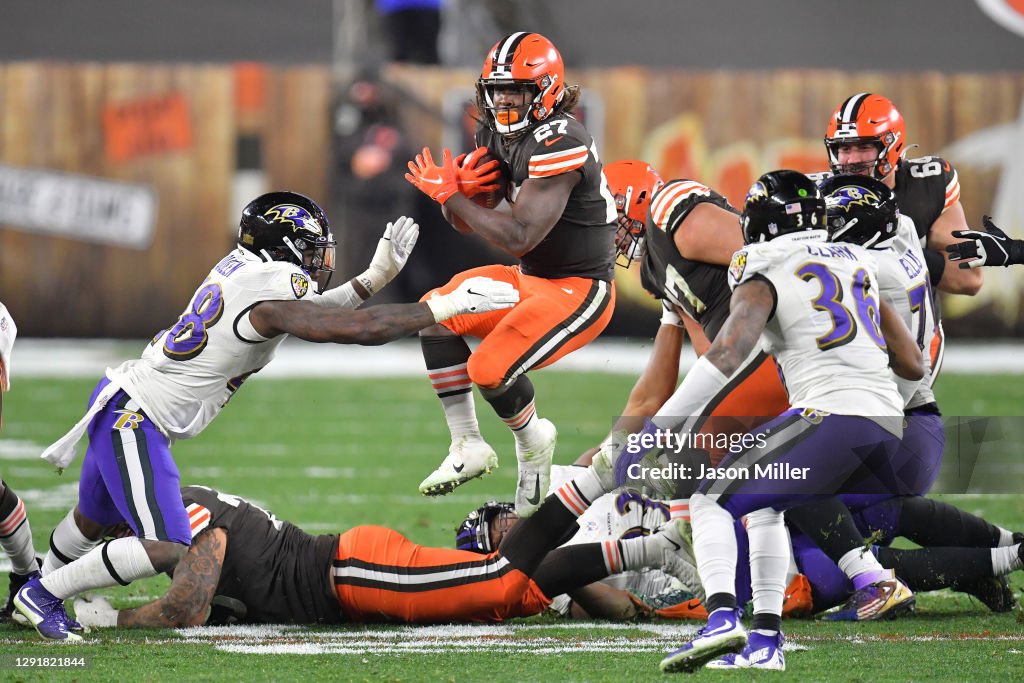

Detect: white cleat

[590,429,627,494]
[514,418,558,517]
[419,438,498,496]
[649,519,705,602]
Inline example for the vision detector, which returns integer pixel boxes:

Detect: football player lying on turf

[15,193,519,642]
[72,485,698,628]
[481,466,1023,620]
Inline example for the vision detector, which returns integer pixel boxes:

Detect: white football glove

[72,595,118,628]
[425,276,520,322]
[358,216,420,295]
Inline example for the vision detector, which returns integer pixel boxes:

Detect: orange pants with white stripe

[332,525,551,623]
[421,265,615,389]
[697,350,790,466]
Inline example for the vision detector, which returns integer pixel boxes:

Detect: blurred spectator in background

[332,70,419,295]
[375,0,442,65]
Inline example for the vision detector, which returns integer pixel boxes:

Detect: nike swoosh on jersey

[526,474,542,505]
[561,287,573,294]
[543,136,565,147]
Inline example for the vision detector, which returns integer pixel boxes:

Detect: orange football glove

[405,147,459,205]
[454,147,502,199]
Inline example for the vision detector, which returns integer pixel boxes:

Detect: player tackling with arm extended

[404,32,618,515]
[14,192,518,641]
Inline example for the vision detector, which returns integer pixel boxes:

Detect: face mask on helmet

[820,174,899,250]
[824,93,906,181]
[604,160,664,267]
[477,32,565,138]
[238,192,336,292]
[455,501,517,554]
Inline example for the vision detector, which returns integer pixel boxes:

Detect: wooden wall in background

[0,63,329,337]
[1,63,1021,336]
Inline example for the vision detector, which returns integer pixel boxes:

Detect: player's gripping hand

[73,595,117,628]
[405,147,459,205]
[454,147,501,199]
[359,216,419,295]
[947,216,1024,268]
[425,276,519,322]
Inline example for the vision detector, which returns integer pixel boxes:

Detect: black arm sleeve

[923,248,946,287]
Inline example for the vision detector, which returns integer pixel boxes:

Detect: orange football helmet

[824,93,906,180]
[477,32,566,137]
[603,160,664,266]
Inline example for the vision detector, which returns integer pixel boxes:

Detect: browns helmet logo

[291,273,310,298]
[264,204,323,236]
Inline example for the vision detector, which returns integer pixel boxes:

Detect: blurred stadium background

[2,2,1024,678]
[1,0,1024,340]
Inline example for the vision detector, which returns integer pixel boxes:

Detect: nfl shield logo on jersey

[291,273,310,298]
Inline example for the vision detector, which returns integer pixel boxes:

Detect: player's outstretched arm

[927,202,983,295]
[115,528,227,628]
[879,300,925,381]
[314,216,420,309]
[251,277,519,344]
[947,216,1024,269]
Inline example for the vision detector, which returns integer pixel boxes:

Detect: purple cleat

[13,577,82,641]
[660,607,747,673]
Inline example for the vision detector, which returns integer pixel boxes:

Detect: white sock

[669,499,690,522]
[440,393,482,441]
[991,544,1023,575]
[997,527,1016,547]
[555,468,605,517]
[43,509,101,576]
[746,508,788,617]
[41,538,157,600]
[691,494,738,599]
[838,546,887,588]
[0,487,36,575]
[503,401,543,452]
[429,362,482,441]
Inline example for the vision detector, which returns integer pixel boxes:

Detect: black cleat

[2,560,42,624]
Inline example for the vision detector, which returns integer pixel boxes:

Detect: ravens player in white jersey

[601,170,924,672]
[14,192,518,641]
[405,32,617,515]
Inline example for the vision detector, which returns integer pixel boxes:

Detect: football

[466,151,509,209]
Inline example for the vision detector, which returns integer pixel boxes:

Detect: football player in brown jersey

[821,93,985,381]
[823,93,982,296]
[71,485,695,628]
[588,161,789,476]
[405,32,618,515]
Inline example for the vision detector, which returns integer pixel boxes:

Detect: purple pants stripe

[78,378,190,545]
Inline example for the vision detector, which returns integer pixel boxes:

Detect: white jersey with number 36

[108,249,311,439]
[728,231,903,420]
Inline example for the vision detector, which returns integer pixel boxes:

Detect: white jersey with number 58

[108,249,311,439]
[728,231,903,421]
